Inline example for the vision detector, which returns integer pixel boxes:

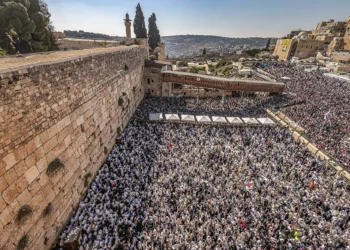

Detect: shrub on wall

[17,235,29,250]
[84,172,93,187]
[47,158,65,176]
[16,205,33,224]
[42,203,53,217]
[118,97,124,106]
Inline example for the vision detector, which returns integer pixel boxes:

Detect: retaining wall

[0,46,147,249]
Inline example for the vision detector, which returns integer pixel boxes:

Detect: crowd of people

[263,64,350,169]
[58,123,350,249]
[132,94,294,121]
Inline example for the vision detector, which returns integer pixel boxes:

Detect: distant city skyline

[46,0,350,38]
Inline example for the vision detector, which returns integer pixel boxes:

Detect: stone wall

[57,38,121,50]
[0,46,147,249]
[330,51,350,62]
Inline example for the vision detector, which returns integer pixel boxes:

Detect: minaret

[124,13,132,43]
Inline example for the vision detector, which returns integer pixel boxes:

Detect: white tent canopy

[165,114,180,121]
[242,118,259,124]
[149,113,163,121]
[257,118,275,125]
[181,114,195,122]
[212,116,227,123]
[226,117,243,124]
[196,116,211,123]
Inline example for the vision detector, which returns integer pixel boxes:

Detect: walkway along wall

[266,109,350,183]
[0,46,147,249]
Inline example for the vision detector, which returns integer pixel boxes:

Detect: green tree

[0,0,58,54]
[148,13,160,51]
[244,49,261,57]
[133,3,147,38]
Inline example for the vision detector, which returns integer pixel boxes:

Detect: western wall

[0,46,147,249]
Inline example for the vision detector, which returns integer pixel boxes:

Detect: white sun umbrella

[149,113,163,121]
[226,117,243,124]
[165,114,180,121]
[196,116,211,123]
[242,118,259,124]
[212,116,227,123]
[257,118,275,125]
[181,114,195,122]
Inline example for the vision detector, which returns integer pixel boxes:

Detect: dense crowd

[58,123,350,249]
[132,94,294,121]
[264,64,350,169]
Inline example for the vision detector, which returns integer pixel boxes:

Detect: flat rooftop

[0,46,139,73]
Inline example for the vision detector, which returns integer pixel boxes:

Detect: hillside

[161,35,277,58]
[64,30,123,41]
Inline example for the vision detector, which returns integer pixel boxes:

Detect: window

[152,80,154,83]
[147,79,150,84]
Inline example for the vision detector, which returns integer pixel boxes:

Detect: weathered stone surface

[0,46,147,249]
[16,189,32,206]
[4,168,18,185]
[2,153,17,171]
[0,176,9,193]
[24,166,40,184]
[2,184,19,204]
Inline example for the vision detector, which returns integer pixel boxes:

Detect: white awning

[149,113,163,121]
[196,116,211,123]
[242,118,259,124]
[165,114,180,121]
[181,114,195,122]
[212,116,227,123]
[257,118,275,125]
[226,117,243,124]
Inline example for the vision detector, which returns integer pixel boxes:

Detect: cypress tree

[133,3,147,38]
[148,13,160,51]
[265,38,271,51]
[203,48,207,55]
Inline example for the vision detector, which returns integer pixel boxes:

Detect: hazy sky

[46,0,350,38]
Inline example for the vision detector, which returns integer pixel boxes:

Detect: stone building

[144,60,173,96]
[344,21,350,50]
[273,32,324,61]
[274,17,350,61]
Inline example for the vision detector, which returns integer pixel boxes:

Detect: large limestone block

[2,184,19,204]
[24,165,40,184]
[4,169,18,185]
[2,153,17,171]
[16,189,32,206]
[0,176,9,193]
